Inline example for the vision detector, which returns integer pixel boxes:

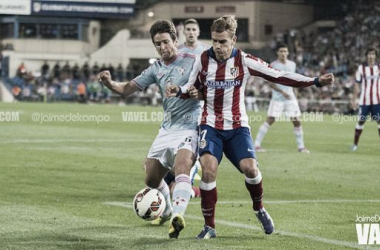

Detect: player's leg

[285,100,308,152]
[291,117,309,153]
[371,104,380,148]
[189,161,201,198]
[145,128,177,225]
[169,131,198,238]
[151,170,175,225]
[196,125,223,239]
[255,100,282,151]
[255,116,275,152]
[224,127,274,235]
[352,105,369,151]
[144,158,172,221]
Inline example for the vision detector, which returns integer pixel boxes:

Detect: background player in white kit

[98,20,200,239]
[177,19,210,55]
[255,44,310,153]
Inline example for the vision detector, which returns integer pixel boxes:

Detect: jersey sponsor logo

[365,75,379,80]
[206,80,242,89]
[230,67,239,78]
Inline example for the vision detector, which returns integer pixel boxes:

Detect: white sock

[293,126,305,149]
[156,180,172,217]
[255,122,270,147]
[172,174,192,216]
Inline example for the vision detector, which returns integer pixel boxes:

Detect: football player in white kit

[255,44,310,153]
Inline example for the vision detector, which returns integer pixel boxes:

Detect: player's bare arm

[98,70,139,96]
[268,82,291,100]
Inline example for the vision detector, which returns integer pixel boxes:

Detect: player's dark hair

[276,43,288,51]
[149,20,177,44]
[365,47,378,56]
[184,18,199,27]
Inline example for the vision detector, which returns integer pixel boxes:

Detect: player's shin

[293,126,305,149]
[157,180,172,217]
[354,124,364,146]
[255,122,270,147]
[199,181,217,228]
[172,174,192,215]
[245,171,263,211]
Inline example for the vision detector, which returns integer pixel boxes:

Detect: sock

[200,181,217,228]
[245,170,263,211]
[172,174,192,216]
[156,180,172,217]
[255,122,270,147]
[354,124,364,146]
[293,126,305,149]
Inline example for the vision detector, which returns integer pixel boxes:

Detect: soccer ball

[133,188,166,221]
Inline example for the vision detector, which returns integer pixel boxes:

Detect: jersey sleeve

[131,64,156,90]
[179,55,202,94]
[355,66,362,84]
[245,54,315,87]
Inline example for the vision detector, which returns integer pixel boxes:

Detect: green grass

[0,102,379,250]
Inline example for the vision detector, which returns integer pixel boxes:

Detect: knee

[145,177,160,189]
[240,158,259,178]
[174,157,194,176]
[200,157,218,182]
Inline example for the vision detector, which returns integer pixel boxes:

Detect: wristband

[314,77,322,88]
[176,87,182,97]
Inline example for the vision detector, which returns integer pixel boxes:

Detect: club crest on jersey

[230,67,239,78]
[178,67,185,76]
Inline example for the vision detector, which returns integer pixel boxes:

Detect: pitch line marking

[104,200,380,250]
[105,199,380,207]
[0,139,151,144]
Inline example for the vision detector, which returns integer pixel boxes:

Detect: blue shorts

[199,125,256,172]
[358,104,380,122]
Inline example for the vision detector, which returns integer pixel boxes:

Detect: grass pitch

[0,102,379,250]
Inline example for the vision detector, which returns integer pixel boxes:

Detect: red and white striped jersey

[182,48,316,130]
[355,64,380,106]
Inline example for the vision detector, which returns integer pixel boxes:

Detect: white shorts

[147,128,198,169]
[267,100,301,118]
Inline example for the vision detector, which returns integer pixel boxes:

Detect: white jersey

[270,60,297,101]
[180,48,316,130]
[177,42,210,56]
[355,63,380,105]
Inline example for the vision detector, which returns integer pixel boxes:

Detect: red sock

[245,181,263,211]
[200,187,217,228]
[354,128,363,145]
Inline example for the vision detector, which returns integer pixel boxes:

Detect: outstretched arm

[246,55,334,88]
[98,70,139,97]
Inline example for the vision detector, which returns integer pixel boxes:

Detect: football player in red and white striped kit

[351,47,380,151]
[167,15,334,239]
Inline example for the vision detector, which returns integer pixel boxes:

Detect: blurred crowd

[4,0,379,113]
[8,61,161,106]
[260,0,380,114]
